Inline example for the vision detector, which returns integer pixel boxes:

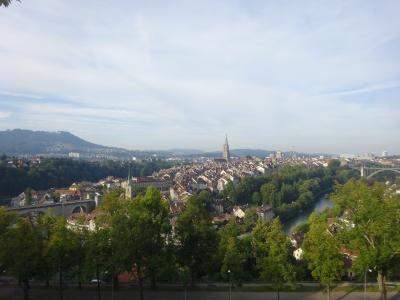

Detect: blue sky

[0,0,399,154]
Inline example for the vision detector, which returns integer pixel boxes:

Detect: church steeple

[125,162,133,199]
[223,134,230,162]
[127,162,132,184]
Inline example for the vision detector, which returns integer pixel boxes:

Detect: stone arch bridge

[7,199,96,218]
[356,165,400,179]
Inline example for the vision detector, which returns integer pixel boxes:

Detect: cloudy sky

[0,1,399,154]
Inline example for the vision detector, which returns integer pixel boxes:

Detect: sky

[0,0,399,154]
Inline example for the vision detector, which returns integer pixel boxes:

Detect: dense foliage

[332,180,400,299]
[0,178,399,300]
[0,156,171,198]
[222,161,359,221]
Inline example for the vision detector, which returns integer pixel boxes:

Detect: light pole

[227,269,231,300]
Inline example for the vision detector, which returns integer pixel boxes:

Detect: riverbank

[283,193,333,234]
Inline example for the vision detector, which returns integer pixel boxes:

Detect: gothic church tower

[223,134,230,162]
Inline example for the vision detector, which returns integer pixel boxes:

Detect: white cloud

[0,111,11,119]
[0,0,399,153]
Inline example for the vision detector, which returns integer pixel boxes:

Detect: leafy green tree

[221,237,246,283]
[243,207,258,232]
[256,218,295,299]
[97,190,127,291]
[260,182,278,206]
[68,215,89,290]
[118,186,171,300]
[252,191,262,205]
[303,213,344,300]
[175,192,218,286]
[131,186,171,290]
[251,220,270,263]
[218,219,247,283]
[332,180,400,300]
[86,227,112,300]
[0,218,42,300]
[0,207,15,237]
[37,212,57,288]
[47,217,78,300]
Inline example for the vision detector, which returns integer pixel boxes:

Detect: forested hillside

[0,157,171,197]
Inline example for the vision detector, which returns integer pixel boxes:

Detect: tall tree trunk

[150,273,156,290]
[22,278,30,300]
[137,265,144,300]
[96,264,101,300]
[277,285,280,300]
[113,274,119,290]
[377,272,387,300]
[78,263,82,290]
[139,276,144,300]
[59,264,63,300]
[45,266,50,288]
[190,269,195,288]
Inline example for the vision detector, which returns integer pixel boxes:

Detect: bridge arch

[71,205,87,214]
[366,169,400,179]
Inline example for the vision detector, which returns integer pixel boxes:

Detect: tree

[255,218,295,300]
[47,217,78,300]
[218,219,247,283]
[0,207,15,237]
[116,186,171,300]
[68,215,89,290]
[332,180,400,300]
[260,182,278,206]
[252,191,261,205]
[0,218,42,300]
[243,207,258,232]
[86,227,112,300]
[97,190,127,292]
[37,212,57,288]
[175,192,218,286]
[131,186,171,291]
[303,213,344,300]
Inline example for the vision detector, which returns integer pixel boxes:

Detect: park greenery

[0,156,171,198]
[0,177,399,300]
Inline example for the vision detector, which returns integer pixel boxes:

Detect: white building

[68,152,80,158]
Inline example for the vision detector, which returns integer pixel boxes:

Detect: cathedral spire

[127,162,132,183]
[223,134,230,162]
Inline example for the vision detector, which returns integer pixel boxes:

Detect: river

[284,196,333,234]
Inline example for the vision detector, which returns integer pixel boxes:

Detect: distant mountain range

[0,129,281,158]
[0,129,113,156]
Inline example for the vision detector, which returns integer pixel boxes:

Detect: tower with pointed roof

[125,163,134,199]
[223,134,230,162]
